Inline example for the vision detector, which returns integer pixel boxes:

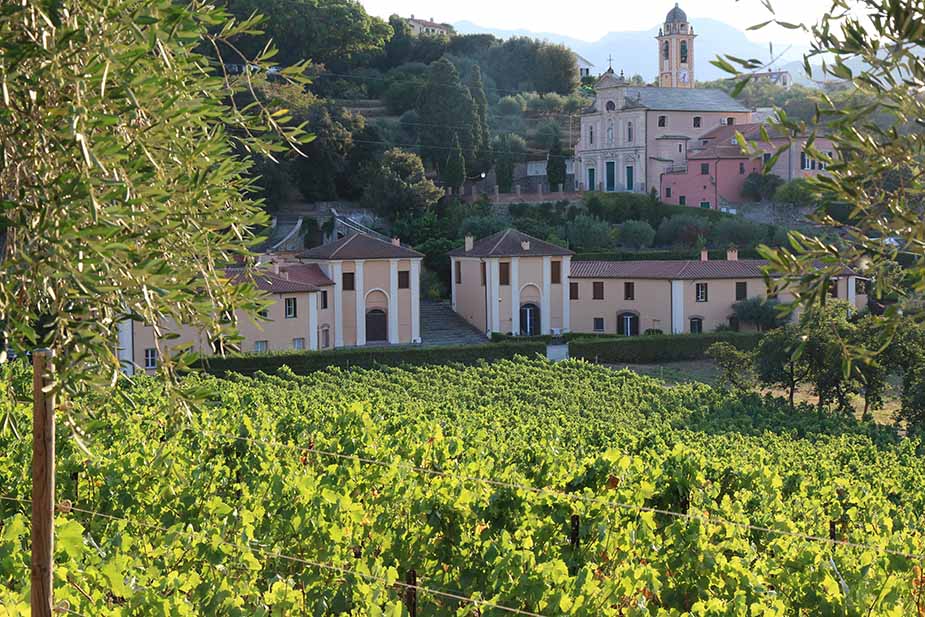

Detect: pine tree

[417,58,477,172]
[546,135,567,190]
[468,65,492,174]
[442,133,467,191]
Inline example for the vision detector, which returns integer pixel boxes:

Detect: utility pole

[31,349,55,617]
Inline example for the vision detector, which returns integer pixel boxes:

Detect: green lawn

[611,360,901,427]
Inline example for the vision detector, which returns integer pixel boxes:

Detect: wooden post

[404,569,417,617]
[32,349,55,617]
[570,514,580,550]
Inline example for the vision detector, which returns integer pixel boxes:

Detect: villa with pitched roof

[123,232,424,373]
[451,229,867,338]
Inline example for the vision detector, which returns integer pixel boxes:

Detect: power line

[0,495,546,616]
[200,431,925,561]
[310,69,587,99]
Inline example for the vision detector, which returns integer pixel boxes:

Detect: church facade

[574,4,753,196]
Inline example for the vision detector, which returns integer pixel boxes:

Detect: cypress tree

[442,133,467,191]
[417,58,476,172]
[468,65,491,173]
[546,134,567,190]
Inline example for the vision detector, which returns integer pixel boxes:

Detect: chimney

[700,249,709,262]
[464,235,474,252]
[521,240,531,251]
[391,237,401,247]
[727,246,739,261]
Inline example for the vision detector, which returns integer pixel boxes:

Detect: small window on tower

[658,115,667,128]
[663,41,670,60]
[693,116,702,128]
[680,41,688,63]
[606,100,616,111]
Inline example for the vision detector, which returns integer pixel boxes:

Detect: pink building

[660,123,835,208]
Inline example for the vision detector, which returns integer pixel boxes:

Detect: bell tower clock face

[679,69,689,84]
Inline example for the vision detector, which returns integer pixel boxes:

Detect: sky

[358,0,840,46]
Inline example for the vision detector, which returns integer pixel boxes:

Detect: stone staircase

[419,301,487,347]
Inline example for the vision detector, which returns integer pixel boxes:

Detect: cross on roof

[607,54,613,69]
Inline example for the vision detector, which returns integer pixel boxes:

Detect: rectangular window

[455,261,462,285]
[811,158,817,171]
[570,282,579,300]
[696,283,709,303]
[855,278,868,295]
[343,272,355,291]
[700,201,711,209]
[763,152,772,165]
[254,340,268,353]
[700,163,710,175]
[830,280,839,298]
[144,348,157,369]
[499,262,510,286]
[739,162,746,175]
[593,318,605,332]
[801,151,809,170]
[398,270,410,289]
[321,328,330,349]
[624,282,635,301]
[551,260,561,285]
[666,187,672,198]
[690,318,703,334]
[284,297,297,319]
[257,308,269,319]
[679,196,687,206]
[726,117,735,126]
[658,115,667,128]
[736,281,747,301]
[693,116,702,128]
[292,337,305,350]
[593,281,604,300]
[320,290,328,310]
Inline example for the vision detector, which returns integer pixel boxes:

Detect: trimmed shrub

[197,341,547,377]
[570,332,762,364]
[619,220,656,249]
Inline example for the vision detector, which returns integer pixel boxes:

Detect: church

[574,4,753,196]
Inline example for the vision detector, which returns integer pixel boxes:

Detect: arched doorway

[520,304,540,336]
[617,312,639,336]
[366,309,387,342]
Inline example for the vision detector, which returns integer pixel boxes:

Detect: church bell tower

[657,3,696,88]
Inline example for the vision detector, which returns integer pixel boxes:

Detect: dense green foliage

[0,1,308,405]
[361,149,443,219]
[2,358,924,614]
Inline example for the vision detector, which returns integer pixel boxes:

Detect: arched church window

[606,100,616,112]
[680,41,688,63]
[663,41,670,61]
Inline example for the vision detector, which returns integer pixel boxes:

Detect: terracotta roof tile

[279,263,334,287]
[301,233,423,260]
[226,269,318,294]
[571,259,858,280]
[448,229,575,258]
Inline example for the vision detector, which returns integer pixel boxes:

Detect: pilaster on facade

[489,259,501,334]
[541,256,552,335]
[388,259,400,345]
[510,257,520,336]
[355,260,366,347]
[118,319,134,375]
[308,293,319,351]
[332,261,344,348]
[847,276,857,307]
[450,257,457,309]
[411,259,422,343]
[561,257,572,333]
[671,279,685,334]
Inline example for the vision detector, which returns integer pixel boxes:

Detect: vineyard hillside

[1,358,924,615]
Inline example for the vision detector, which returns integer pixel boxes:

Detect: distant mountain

[454,19,809,84]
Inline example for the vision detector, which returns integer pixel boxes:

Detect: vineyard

[2,357,925,615]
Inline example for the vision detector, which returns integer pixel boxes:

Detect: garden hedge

[569,332,762,364]
[197,340,547,376]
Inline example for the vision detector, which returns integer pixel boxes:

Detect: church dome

[666,3,687,24]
